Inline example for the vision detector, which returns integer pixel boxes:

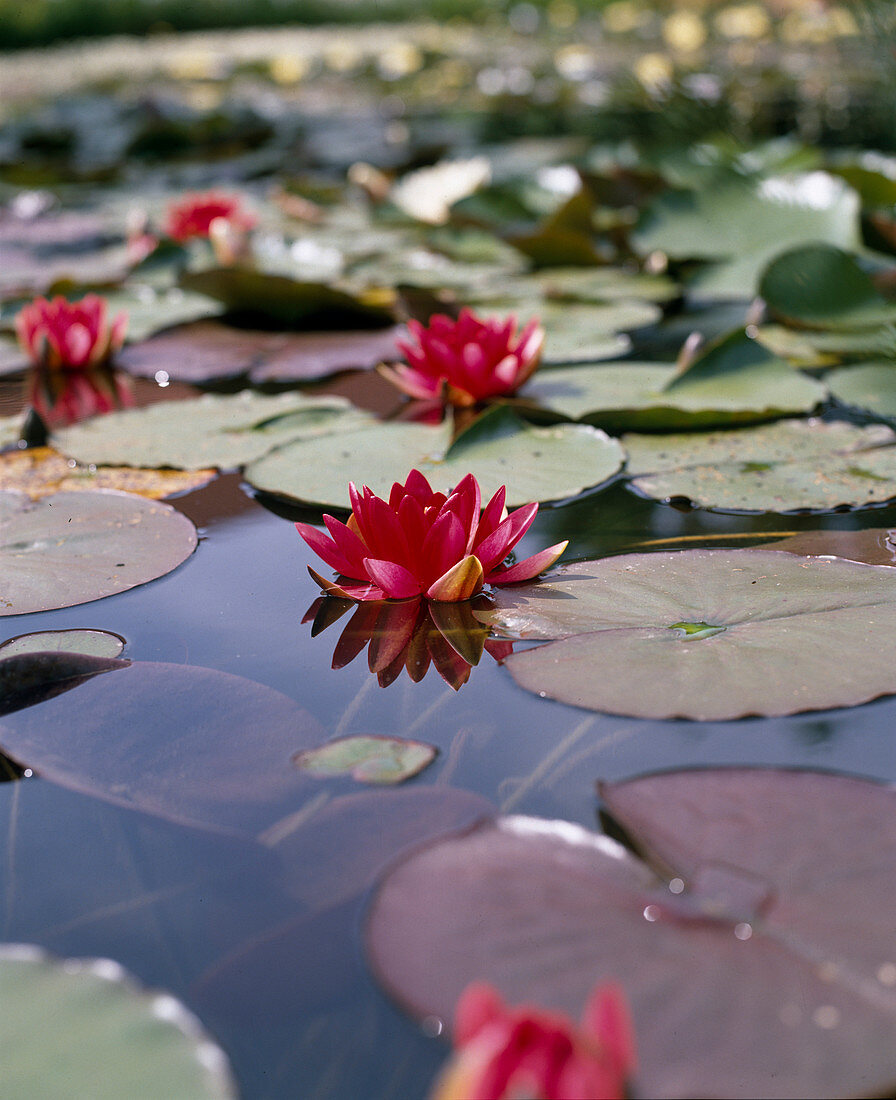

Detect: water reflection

[27,362,133,431]
[303,595,513,690]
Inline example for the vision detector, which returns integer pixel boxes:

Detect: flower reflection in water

[303,595,513,691]
[27,364,134,430]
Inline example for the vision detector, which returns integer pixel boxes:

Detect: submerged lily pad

[521,333,825,431]
[0,490,197,615]
[246,405,624,507]
[760,245,896,330]
[52,391,370,471]
[0,447,216,500]
[827,364,896,423]
[294,735,437,785]
[0,652,128,718]
[477,548,896,719]
[0,945,236,1099]
[0,628,125,659]
[623,418,896,511]
[0,661,327,835]
[366,768,896,1100]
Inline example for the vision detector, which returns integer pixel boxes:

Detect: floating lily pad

[0,628,125,659]
[0,945,236,1099]
[0,447,217,500]
[118,320,406,384]
[0,661,327,835]
[0,413,23,448]
[366,768,896,1100]
[52,391,370,471]
[180,267,396,328]
[246,405,624,508]
[759,245,896,331]
[104,285,223,343]
[0,490,197,615]
[765,527,896,566]
[827,364,896,423]
[0,652,128,718]
[477,548,896,719]
[503,266,679,305]
[294,735,437,785]
[623,418,896,511]
[633,173,862,299]
[521,333,825,431]
[756,323,896,362]
[481,299,658,364]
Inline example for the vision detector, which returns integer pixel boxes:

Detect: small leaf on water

[0,628,126,660]
[294,735,437,785]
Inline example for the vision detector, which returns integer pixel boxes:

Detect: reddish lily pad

[0,661,328,835]
[477,548,896,719]
[0,490,197,615]
[118,320,406,384]
[294,735,437,785]
[366,768,896,1099]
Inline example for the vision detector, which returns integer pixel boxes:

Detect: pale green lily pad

[52,391,371,471]
[755,323,896,363]
[522,332,825,430]
[480,299,659,363]
[827,363,896,422]
[759,245,896,331]
[633,173,862,299]
[0,945,235,1099]
[478,548,896,719]
[111,285,224,343]
[466,267,677,306]
[0,628,126,659]
[623,418,896,512]
[246,405,624,508]
[294,735,437,785]
[0,490,197,615]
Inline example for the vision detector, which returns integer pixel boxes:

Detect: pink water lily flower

[296,469,567,603]
[431,981,637,1100]
[380,308,545,407]
[16,295,128,372]
[164,190,257,243]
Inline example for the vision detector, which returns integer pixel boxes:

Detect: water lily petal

[487,540,568,585]
[427,555,484,602]
[307,565,386,601]
[363,558,423,599]
[296,521,358,577]
[474,503,539,572]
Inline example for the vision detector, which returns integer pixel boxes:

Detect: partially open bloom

[16,295,128,372]
[163,190,257,244]
[380,308,545,407]
[296,469,567,603]
[431,981,637,1100]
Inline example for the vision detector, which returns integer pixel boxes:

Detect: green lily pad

[0,628,125,659]
[477,548,896,719]
[0,945,235,1099]
[480,299,659,364]
[522,331,825,430]
[827,363,896,422]
[755,323,896,363]
[99,285,223,344]
[294,735,437,785]
[759,245,896,331]
[245,405,625,508]
[623,418,896,512]
[179,266,396,328]
[0,490,197,615]
[52,391,371,471]
[633,173,862,299]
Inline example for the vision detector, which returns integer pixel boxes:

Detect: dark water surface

[4,419,896,1096]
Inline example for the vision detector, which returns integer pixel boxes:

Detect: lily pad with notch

[294,735,437,785]
[0,489,197,615]
[622,418,896,512]
[366,767,896,1099]
[476,548,896,720]
[826,363,896,424]
[245,404,625,508]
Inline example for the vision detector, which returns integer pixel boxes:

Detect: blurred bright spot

[269,55,309,85]
[663,11,707,52]
[391,157,491,224]
[634,52,674,94]
[165,50,221,81]
[324,43,363,72]
[602,0,650,34]
[555,44,595,81]
[509,3,541,34]
[812,1005,840,1030]
[378,42,424,80]
[715,4,771,40]
[547,0,578,30]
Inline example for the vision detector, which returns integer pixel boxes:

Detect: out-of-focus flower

[163,190,257,246]
[431,981,637,1100]
[16,295,128,372]
[28,364,134,429]
[296,469,567,603]
[303,594,514,690]
[380,309,545,407]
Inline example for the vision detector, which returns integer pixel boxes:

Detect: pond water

[4,367,896,1097]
